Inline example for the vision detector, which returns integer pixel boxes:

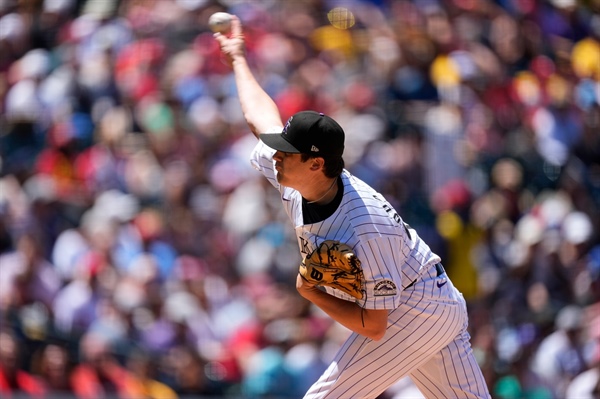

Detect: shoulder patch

[374,280,397,296]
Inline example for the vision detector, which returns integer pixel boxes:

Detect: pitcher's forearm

[297,282,388,341]
[231,57,282,138]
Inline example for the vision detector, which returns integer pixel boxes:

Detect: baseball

[327,7,355,30]
[208,12,232,34]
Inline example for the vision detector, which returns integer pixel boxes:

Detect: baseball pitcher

[214,15,491,399]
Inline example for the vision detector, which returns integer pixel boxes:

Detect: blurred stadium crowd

[0,0,599,398]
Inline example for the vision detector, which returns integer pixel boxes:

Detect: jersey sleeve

[249,140,279,189]
[250,136,305,227]
[356,236,406,310]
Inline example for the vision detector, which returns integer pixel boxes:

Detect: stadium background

[0,0,599,398]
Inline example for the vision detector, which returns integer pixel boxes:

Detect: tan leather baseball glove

[299,240,364,300]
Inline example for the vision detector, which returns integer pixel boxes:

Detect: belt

[404,263,445,290]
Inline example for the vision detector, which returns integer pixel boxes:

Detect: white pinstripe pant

[304,266,491,399]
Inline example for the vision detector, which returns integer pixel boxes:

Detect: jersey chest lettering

[372,194,412,241]
[299,236,311,256]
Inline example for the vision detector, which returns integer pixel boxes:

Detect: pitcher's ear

[310,157,325,171]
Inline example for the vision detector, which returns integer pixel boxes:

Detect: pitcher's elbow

[368,328,386,341]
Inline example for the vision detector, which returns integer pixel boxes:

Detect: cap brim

[259,133,301,153]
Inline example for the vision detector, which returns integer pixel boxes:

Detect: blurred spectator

[0,0,598,397]
[113,207,178,281]
[135,280,182,354]
[161,344,224,397]
[52,250,108,335]
[124,350,178,399]
[70,331,141,399]
[0,231,61,313]
[31,343,74,395]
[565,340,600,399]
[531,305,590,397]
[0,329,46,398]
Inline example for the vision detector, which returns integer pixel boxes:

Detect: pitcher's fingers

[230,15,243,37]
[213,31,225,46]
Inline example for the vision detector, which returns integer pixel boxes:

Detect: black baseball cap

[259,111,345,157]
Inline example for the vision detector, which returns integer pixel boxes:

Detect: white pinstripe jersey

[250,141,442,309]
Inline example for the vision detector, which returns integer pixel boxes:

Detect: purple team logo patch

[282,116,293,135]
[374,280,397,296]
